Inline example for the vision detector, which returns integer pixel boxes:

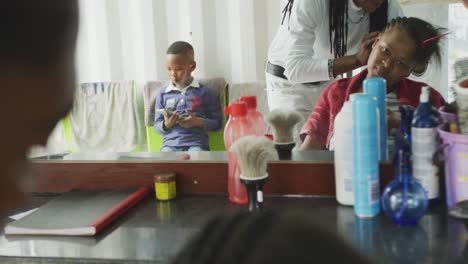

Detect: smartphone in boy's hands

[161,109,180,130]
[156,109,174,116]
[177,111,190,120]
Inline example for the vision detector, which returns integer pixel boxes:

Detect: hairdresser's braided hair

[369,1,389,33]
[171,211,372,264]
[328,0,349,58]
[282,0,388,58]
[385,17,444,67]
[329,0,388,58]
[281,0,294,27]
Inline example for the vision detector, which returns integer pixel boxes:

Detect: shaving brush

[266,110,302,160]
[230,136,278,211]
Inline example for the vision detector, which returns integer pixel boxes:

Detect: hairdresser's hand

[178,111,204,129]
[387,109,400,134]
[354,32,379,67]
[163,111,180,130]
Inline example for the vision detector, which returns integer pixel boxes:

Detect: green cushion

[146,126,225,152]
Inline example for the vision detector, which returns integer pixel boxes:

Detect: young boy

[154,41,222,152]
[300,17,446,150]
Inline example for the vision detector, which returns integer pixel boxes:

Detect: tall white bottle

[333,94,358,205]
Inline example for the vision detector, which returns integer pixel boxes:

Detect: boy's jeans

[160,146,208,152]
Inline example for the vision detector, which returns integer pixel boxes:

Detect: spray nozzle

[420,87,430,103]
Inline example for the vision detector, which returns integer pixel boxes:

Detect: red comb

[421,32,450,46]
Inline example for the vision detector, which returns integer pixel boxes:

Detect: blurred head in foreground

[171,211,372,264]
[0,0,78,217]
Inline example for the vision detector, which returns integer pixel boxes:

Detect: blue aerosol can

[364,77,387,161]
[352,94,380,218]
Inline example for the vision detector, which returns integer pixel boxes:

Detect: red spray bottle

[239,96,265,136]
[224,102,256,204]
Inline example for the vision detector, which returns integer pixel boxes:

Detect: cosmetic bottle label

[370,179,380,204]
[412,127,438,199]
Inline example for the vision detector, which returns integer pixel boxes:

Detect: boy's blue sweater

[154,81,222,149]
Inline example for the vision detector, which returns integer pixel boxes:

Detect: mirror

[28,0,468,162]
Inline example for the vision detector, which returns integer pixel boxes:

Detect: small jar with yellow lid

[154,172,176,201]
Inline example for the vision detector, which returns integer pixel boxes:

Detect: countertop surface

[30,150,335,162]
[0,194,467,264]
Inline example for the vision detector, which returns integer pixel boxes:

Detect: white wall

[76,0,285,84]
[76,0,451,98]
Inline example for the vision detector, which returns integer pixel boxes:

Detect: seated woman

[301,17,446,150]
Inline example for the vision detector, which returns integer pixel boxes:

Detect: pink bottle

[239,96,265,136]
[224,101,256,205]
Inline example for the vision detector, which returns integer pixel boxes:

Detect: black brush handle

[256,191,263,212]
[241,179,258,212]
[275,143,296,160]
[255,179,267,211]
[241,178,268,212]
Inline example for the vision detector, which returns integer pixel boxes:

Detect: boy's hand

[163,111,180,130]
[178,111,203,129]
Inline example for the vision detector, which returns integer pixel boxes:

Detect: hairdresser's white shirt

[268,0,404,84]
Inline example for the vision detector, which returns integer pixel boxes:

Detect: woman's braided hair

[384,17,444,67]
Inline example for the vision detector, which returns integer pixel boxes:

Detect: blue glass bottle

[381,134,428,226]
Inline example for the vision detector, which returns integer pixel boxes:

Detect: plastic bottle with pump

[224,101,256,204]
[411,87,439,200]
[239,96,265,136]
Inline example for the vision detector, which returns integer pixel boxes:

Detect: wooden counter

[30,160,395,195]
[1,195,465,264]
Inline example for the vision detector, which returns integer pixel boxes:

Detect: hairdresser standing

[266,0,403,143]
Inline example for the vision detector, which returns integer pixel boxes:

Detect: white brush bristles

[266,110,302,143]
[230,136,278,179]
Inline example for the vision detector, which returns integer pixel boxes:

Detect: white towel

[69,81,143,152]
